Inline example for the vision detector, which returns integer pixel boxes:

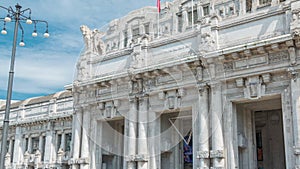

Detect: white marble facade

[1,0,300,169]
[69,0,300,169]
[0,91,73,169]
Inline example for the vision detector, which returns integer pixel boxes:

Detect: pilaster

[70,107,83,169]
[137,94,149,169]
[126,96,138,169]
[12,127,22,166]
[290,71,300,168]
[210,82,224,169]
[44,122,55,166]
[194,84,210,169]
[80,107,91,169]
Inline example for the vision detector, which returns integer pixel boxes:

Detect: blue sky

[0,0,157,100]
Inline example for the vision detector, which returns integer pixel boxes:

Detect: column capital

[129,94,137,103]
[209,82,222,89]
[288,67,299,81]
[197,83,209,93]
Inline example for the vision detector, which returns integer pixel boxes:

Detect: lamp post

[0,4,49,168]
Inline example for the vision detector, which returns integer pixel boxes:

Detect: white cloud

[0,0,156,99]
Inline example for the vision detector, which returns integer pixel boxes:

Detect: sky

[0,0,157,100]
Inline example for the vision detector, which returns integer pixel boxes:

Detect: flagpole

[157,0,160,38]
[157,11,160,38]
[191,0,194,29]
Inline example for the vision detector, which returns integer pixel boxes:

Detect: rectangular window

[203,5,210,16]
[11,140,15,162]
[246,0,252,13]
[31,137,39,153]
[25,138,29,151]
[56,134,62,152]
[188,10,198,25]
[132,28,140,40]
[219,9,224,17]
[41,136,45,161]
[65,133,72,152]
[259,0,271,6]
[188,11,192,25]
[144,24,150,35]
[123,31,128,48]
[178,14,183,32]
[229,7,234,15]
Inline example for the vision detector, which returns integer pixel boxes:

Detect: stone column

[90,119,98,169]
[71,108,83,169]
[194,85,210,168]
[8,139,13,155]
[239,0,246,15]
[147,100,159,169]
[197,5,203,19]
[182,9,188,31]
[28,136,32,153]
[80,107,91,169]
[281,86,294,169]
[137,95,148,169]
[60,132,66,150]
[210,83,224,168]
[127,97,138,169]
[44,122,55,165]
[13,127,22,165]
[38,135,44,151]
[290,75,300,168]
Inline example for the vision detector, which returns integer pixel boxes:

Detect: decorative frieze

[98,100,120,119]
[159,89,184,110]
[156,72,182,85]
[210,150,224,158]
[268,51,289,63]
[196,151,210,159]
[234,54,267,69]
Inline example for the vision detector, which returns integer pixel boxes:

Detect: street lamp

[0,4,49,168]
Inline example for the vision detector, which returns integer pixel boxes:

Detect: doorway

[255,110,285,169]
[160,111,193,169]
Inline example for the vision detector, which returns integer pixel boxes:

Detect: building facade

[0,91,73,169]
[69,0,300,169]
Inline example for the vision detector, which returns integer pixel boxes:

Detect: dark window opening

[144,24,150,35]
[123,31,128,48]
[132,28,140,40]
[65,133,72,152]
[259,0,271,6]
[203,5,210,16]
[246,0,252,13]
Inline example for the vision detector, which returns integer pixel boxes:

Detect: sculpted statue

[80,25,106,55]
[80,25,93,52]
[92,29,106,55]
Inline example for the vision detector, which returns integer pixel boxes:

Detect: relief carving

[210,150,224,158]
[291,7,300,37]
[268,51,289,63]
[198,33,216,54]
[196,151,210,159]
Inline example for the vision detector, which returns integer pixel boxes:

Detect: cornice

[204,34,293,58]
[91,48,133,63]
[148,29,200,48]
[217,6,288,30]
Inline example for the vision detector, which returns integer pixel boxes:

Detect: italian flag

[157,0,161,13]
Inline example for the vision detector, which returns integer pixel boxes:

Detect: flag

[157,0,161,13]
